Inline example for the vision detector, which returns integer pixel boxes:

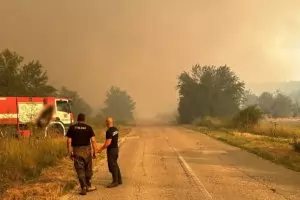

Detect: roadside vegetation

[176,64,300,172]
[0,49,136,199]
[0,126,132,200]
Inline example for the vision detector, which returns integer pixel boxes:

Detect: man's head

[106,117,113,128]
[77,113,85,122]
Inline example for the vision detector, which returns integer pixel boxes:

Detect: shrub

[232,105,264,130]
[192,116,229,129]
[293,136,300,153]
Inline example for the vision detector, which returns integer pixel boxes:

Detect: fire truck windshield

[56,100,71,113]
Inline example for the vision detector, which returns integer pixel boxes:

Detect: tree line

[0,49,136,123]
[243,90,300,118]
[176,64,300,124]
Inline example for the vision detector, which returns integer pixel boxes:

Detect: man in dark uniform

[66,113,97,195]
[98,117,122,188]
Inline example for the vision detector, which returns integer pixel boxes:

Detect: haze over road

[2,1,300,119]
[64,126,300,200]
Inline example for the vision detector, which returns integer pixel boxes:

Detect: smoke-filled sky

[1,0,300,118]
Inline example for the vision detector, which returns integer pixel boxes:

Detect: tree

[177,65,245,124]
[291,101,300,117]
[242,90,258,108]
[232,105,263,130]
[101,86,136,122]
[0,49,56,96]
[57,87,92,117]
[258,92,274,116]
[177,71,201,123]
[19,61,56,96]
[0,49,23,95]
[258,91,294,118]
[291,89,300,103]
[271,92,293,118]
[285,89,300,117]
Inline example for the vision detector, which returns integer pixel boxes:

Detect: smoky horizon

[1,0,300,119]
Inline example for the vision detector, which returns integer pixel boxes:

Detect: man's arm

[67,137,72,154]
[91,136,97,156]
[99,138,112,152]
[98,130,112,152]
[89,127,97,157]
[66,127,73,159]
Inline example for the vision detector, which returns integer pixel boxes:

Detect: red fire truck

[0,96,74,137]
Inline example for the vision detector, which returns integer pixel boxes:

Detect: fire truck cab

[0,96,74,137]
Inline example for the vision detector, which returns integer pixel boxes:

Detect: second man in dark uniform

[98,117,122,188]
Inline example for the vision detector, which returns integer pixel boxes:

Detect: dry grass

[0,126,132,200]
[293,140,300,153]
[2,158,77,200]
[192,116,300,138]
[187,125,300,172]
[248,121,300,138]
[0,137,66,193]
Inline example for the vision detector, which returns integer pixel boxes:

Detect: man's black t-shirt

[106,126,119,149]
[66,122,95,147]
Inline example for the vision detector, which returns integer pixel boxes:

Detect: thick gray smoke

[0,0,299,118]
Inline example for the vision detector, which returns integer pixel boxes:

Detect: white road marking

[200,150,228,154]
[165,136,213,200]
[144,154,208,160]
[125,135,140,140]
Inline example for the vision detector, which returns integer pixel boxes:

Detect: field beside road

[185,118,300,172]
[0,126,132,200]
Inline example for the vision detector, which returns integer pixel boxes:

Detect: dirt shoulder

[1,126,132,200]
[185,125,300,172]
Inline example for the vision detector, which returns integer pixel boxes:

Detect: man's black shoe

[79,188,87,195]
[106,182,119,188]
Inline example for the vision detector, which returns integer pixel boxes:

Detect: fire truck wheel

[45,123,65,138]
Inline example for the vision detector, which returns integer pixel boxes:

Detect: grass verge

[0,137,66,196]
[0,126,132,200]
[192,117,300,138]
[185,125,300,172]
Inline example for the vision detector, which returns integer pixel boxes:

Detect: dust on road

[62,126,300,200]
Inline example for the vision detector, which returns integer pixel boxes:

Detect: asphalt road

[63,126,300,200]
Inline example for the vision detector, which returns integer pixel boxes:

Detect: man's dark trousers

[107,148,122,185]
[73,146,93,189]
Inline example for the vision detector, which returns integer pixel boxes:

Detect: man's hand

[97,146,104,154]
[69,152,74,160]
[67,137,73,160]
[92,152,97,159]
[97,139,111,154]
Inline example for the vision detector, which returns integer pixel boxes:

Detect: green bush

[232,105,264,130]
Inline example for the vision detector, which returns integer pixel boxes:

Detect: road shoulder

[184,125,300,172]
